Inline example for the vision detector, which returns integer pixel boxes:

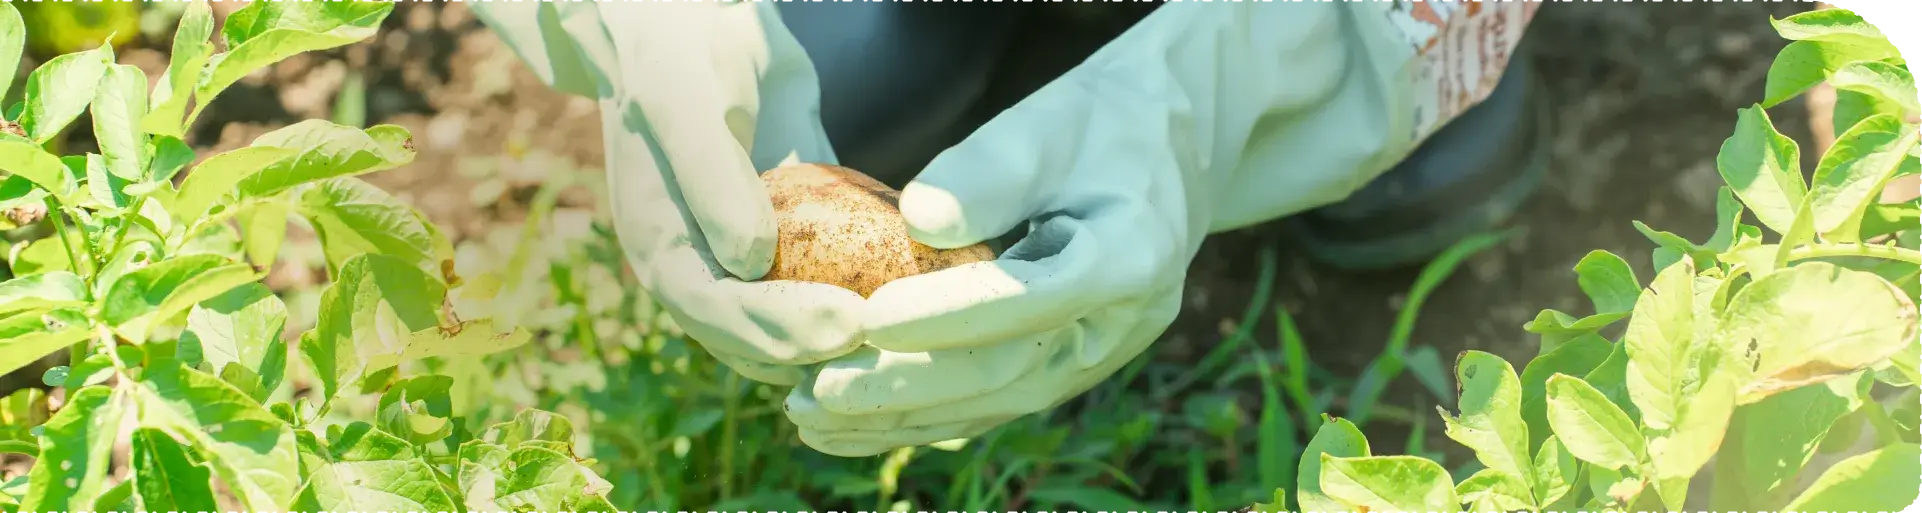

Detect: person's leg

[776,3,1023,189]
[1289,41,1551,271]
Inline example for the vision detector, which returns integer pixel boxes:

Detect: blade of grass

[1275,306,1323,435]
[1347,229,1512,426]
[1155,245,1278,401]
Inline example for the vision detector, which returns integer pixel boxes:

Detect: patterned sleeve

[1382,1,1542,145]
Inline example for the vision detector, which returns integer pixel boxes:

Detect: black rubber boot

[1287,46,1551,272]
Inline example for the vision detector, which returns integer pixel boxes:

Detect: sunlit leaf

[18,386,126,513]
[17,43,112,143]
[130,362,299,511]
[289,422,458,513]
[130,428,219,513]
[142,0,215,138]
[1781,443,1921,512]
[191,1,394,124]
[1319,455,1459,513]
[1720,261,1917,403]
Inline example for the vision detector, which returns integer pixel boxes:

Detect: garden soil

[12,0,1822,475]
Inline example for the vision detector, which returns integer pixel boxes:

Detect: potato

[759,163,994,297]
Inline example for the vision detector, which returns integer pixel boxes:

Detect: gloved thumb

[897,100,1085,249]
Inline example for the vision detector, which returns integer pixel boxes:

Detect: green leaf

[141,0,215,139]
[481,409,577,449]
[1647,341,1740,485]
[190,1,394,125]
[1532,435,1581,509]
[130,428,219,513]
[1455,469,1533,512]
[1544,374,1645,470]
[1296,415,1369,513]
[18,386,127,513]
[1809,115,1921,237]
[1624,258,1741,487]
[17,43,113,144]
[1624,259,1700,431]
[1519,334,1612,452]
[1720,261,1917,404]
[1249,488,1289,513]
[98,254,264,340]
[300,253,447,399]
[1318,455,1459,513]
[1524,309,1628,357]
[130,362,299,511]
[0,271,86,316]
[1574,250,1640,315]
[238,200,290,268]
[470,445,616,513]
[184,283,289,395]
[1712,376,1863,509]
[376,375,455,446]
[235,122,416,199]
[84,153,132,210]
[295,177,450,281]
[91,64,149,182]
[145,136,195,186]
[1717,106,1807,234]
[1829,60,1919,117]
[289,422,458,513]
[456,441,510,512]
[1837,89,1898,141]
[0,2,24,102]
[1438,351,1534,484]
[1769,9,1900,49]
[1859,200,1920,241]
[0,308,90,378]
[0,134,74,194]
[167,146,300,221]
[1781,443,1921,512]
[1763,40,1901,108]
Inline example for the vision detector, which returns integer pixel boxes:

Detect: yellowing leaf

[1719,262,1918,404]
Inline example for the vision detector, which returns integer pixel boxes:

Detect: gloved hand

[470,1,867,386]
[785,0,1537,456]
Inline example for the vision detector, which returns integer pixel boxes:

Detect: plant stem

[44,197,92,294]
[106,195,148,262]
[717,371,740,501]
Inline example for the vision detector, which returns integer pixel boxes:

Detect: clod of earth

[759,163,994,298]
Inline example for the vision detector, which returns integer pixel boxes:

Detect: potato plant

[0,2,622,512]
[1255,8,1920,513]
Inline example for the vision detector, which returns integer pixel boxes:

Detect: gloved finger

[603,103,867,368]
[745,0,839,170]
[864,197,1179,354]
[788,293,1176,434]
[653,246,869,365]
[797,419,989,458]
[895,88,1100,249]
[468,1,606,98]
[706,349,805,387]
[808,331,1058,415]
[604,3,780,281]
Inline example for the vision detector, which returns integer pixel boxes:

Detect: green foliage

[0,4,612,512]
[1241,6,1919,511]
[0,4,1913,512]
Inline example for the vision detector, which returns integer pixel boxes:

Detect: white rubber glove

[786,0,1538,456]
[471,2,867,386]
